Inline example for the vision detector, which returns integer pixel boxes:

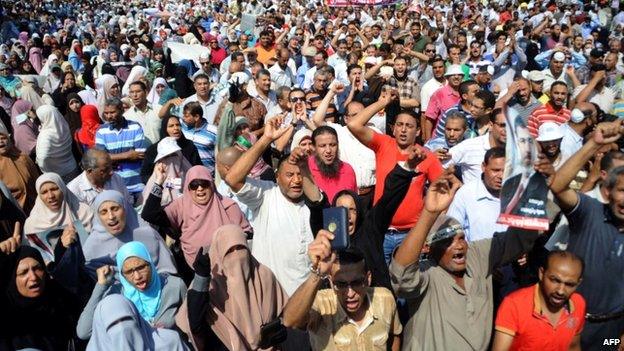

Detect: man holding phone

[283,242,402,351]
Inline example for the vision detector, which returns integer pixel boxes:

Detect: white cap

[380,66,394,78]
[535,122,563,142]
[364,56,378,65]
[199,51,211,61]
[552,51,566,62]
[155,137,182,162]
[528,70,545,82]
[229,72,250,85]
[445,64,464,76]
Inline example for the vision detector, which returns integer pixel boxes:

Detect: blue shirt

[433,103,475,139]
[95,119,146,194]
[181,119,217,173]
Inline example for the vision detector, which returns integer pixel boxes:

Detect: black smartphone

[323,207,349,251]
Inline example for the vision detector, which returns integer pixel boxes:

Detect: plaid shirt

[389,75,421,111]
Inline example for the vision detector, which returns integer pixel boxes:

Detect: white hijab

[146,77,168,105]
[121,65,148,96]
[39,53,59,77]
[35,105,78,177]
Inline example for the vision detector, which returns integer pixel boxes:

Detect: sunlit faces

[15,257,46,298]
[39,182,63,211]
[188,179,213,205]
[122,256,152,291]
[166,117,182,139]
[330,260,370,315]
[103,104,122,124]
[97,200,127,236]
[392,113,420,148]
[276,162,303,200]
[335,194,357,235]
[482,156,505,191]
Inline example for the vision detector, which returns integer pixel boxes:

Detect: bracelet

[310,265,329,280]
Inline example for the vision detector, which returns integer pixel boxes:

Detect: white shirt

[234,178,313,295]
[268,63,295,89]
[571,85,616,114]
[246,84,279,114]
[216,180,252,220]
[67,172,133,207]
[182,93,223,125]
[123,104,161,146]
[447,179,508,241]
[420,78,445,111]
[327,122,377,188]
[303,66,318,90]
[447,133,492,184]
[560,123,583,161]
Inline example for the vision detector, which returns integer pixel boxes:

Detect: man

[306,126,357,202]
[327,39,348,82]
[348,90,443,263]
[539,51,573,92]
[283,244,402,351]
[269,86,291,116]
[493,251,586,351]
[474,65,494,92]
[390,172,542,350]
[303,51,329,90]
[94,98,146,201]
[571,66,615,114]
[182,73,223,125]
[197,51,220,84]
[388,56,420,112]
[224,117,317,295]
[446,107,507,184]
[447,147,508,241]
[527,81,571,138]
[215,146,251,219]
[560,102,598,161]
[410,22,431,53]
[336,64,369,114]
[256,30,276,66]
[68,149,133,207]
[535,122,567,169]
[308,69,330,100]
[495,78,542,123]
[181,102,218,173]
[576,48,604,85]
[297,47,317,88]
[269,48,295,89]
[528,70,549,104]
[424,111,467,163]
[432,80,480,139]
[247,68,278,113]
[313,84,377,206]
[549,121,624,349]
[424,64,464,141]
[124,81,161,145]
[580,151,624,204]
[420,56,446,132]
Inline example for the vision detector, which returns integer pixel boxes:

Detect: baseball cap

[478,65,495,75]
[589,48,604,58]
[445,64,464,76]
[154,137,182,162]
[535,122,563,142]
[528,70,544,82]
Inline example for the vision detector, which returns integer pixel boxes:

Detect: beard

[315,153,341,179]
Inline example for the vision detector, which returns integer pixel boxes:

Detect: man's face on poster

[516,125,533,167]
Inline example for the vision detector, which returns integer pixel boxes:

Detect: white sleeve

[233,177,274,212]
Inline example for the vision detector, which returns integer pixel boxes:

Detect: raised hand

[288,146,309,165]
[263,115,290,141]
[193,247,212,278]
[406,144,428,170]
[154,162,168,186]
[0,222,21,254]
[96,265,115,286]
[308,229,336,276]
[424,171,462,213]
[593,120,624,145]
[60,222,77,248]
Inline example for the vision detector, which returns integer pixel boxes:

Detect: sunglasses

[332,277,367,291]
[290,96,305,102]
[188,179,211,190]
[425,49,435,53]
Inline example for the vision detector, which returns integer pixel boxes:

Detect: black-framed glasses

[332,277,367,291]
[290,96,305,102]
[425,49,435,53]
[189,179,211,190]
[122,263,149,276]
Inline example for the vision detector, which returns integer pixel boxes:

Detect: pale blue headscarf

[116,241,162,323]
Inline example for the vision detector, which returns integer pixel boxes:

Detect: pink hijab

[176,225,288,350]
[164,166,251,266]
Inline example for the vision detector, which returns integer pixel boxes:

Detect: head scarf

[75,104,101,149]
[35,105,77,177]
[10,99,33,128]
[28,46,43,74]
[142,145,191,207]
[24,172,93,236]
[332,189,366,233]
[64,92,84,134]
[164,166,251,265]
[176,225,288,350]
[147,77,168,105]
[121,65,148,96]
[39,54,59,77]
[88,294,188,351]
[96,74,119,115]
[83,190,177,277]
[116,242,162,323]
[18,84,46,111]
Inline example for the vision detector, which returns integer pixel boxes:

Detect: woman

[24,173,93,263]
[173,64,195,99]
[0,181,26,245]
[96,74,120,116]
[87,294,189,351]
[176,225,288,350]
[62,92,84,136]
[75,104,101,151]
[35,105,80,182]
[83,190,177,277]
[51,71,81,115]
[0,246,81,350]
[11,99,40,157]
[28,39,44,73]
[147,77,168,105]
[141,137,192,207]
[39,53,58,76]
[122,65,148,96]
[141,115,202,183]
[141,166,251,268]
[0,125,39,214]
[77,241,186,340]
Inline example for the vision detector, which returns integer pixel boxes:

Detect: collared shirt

[508,96,542,123]
[388,75,421,112]
[327,122,377,188]
[447,133,492,184]
[495,284,585,351]
[268,62,295,89]
[424,84,461,122]
[180,119,217,172]
[94,120,146,193]
[246,84,278,115]
[527,103,571,138]
[572,85,616,114]
[234,177,313,295]
[540,68,573,93]
[67,171,133,207]
[420,77,445,111]
[123,103,161,146]
[560,123,583,158]
[308,287,402,351]
[433,102,474,139]
[447,179,509,241]
[182,92,223,125]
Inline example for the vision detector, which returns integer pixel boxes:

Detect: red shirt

[368,132,443,230]
[308,157,357,203]
[527,102,571,138]
[495,284,586,351]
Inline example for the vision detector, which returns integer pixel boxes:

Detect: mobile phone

[323,207,349,251]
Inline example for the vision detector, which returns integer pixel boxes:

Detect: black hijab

[174,65,195,99]
[63,92,83,136]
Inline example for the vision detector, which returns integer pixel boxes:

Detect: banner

[324,0,400,6]
[165,40,210,68]
[497,108,549,231]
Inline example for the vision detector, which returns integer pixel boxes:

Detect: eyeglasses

[200,61,210,65]
[332,277,367,291]
[290,96,305,102]
[188,179,211,190]
[122,263,149,276]
[425,49,435,53]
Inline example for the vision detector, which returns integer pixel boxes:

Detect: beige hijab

[176,225,288,350]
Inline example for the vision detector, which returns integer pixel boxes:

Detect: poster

[324,0,400,7]
[240,14,257,33]
[497,107,550,231]
[165,40,211,68]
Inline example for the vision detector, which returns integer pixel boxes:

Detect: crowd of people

[1,0,624,349]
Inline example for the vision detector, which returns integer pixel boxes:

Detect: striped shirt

[181,119,217,173]
[433,103,474,139]
[95,119,146,194]
[527,103,571,138]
